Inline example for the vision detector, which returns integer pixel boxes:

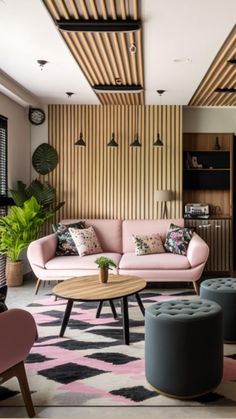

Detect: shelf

[183,150,230,153]
[184,168,230,171]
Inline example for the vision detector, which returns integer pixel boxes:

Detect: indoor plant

[95,256,117,284]
[0,196,53,286]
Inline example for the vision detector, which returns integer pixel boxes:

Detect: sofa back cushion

[122,219,184,253]
[61,219,122,253]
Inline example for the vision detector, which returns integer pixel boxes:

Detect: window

[0,115,8,216]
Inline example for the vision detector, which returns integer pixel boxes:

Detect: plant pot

[6,260,23,287]
[99,267,109,284]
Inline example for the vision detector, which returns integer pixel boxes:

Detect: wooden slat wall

[189,25,236,106]
[185,219,231,272]
[46,105,182,221]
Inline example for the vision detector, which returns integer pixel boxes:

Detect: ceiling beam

[56,18,141,32]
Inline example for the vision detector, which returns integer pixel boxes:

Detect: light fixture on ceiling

[56,19,141,33]
[37,59,48,70]
[154,90,165,147]
[227,59,236,65]
[215,87,236,93]
[93,84,143,94]
[129,43,137,54]
[107,132,118,147]
[130,106,142,147]
[173,57,192,63]
[66,92,74,98]
[75,107,86,146]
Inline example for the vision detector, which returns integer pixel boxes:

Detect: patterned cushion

[52,221,86,256]
[164,224,193,256]
[69,226,103,257]
[132,233,165,256]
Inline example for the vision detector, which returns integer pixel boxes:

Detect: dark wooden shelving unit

[183,133,233,274]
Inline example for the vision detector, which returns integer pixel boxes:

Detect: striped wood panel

[46,105,182,222]
[189,25,236,106]
[185,219,231,272]
[43,0,144,105]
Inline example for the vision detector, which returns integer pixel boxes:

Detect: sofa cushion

[52,221,86,256]
[122,219,184,253]
[69,226,103,256]
[164,224,193,256]
[119,252,190,270]
[61,219,122,253]
[45,253,122,270]
[132,233,165,255]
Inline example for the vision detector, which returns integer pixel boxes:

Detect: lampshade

[155,190,172,202]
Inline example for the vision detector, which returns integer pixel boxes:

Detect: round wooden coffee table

[53,274,146,345]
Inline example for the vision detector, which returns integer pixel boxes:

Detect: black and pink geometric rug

[1,291,236,407]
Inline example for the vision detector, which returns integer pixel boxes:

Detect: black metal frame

[56,19,141,33]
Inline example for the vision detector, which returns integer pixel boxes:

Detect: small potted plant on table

[95,256,117,284]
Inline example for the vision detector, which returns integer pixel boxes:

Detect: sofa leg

[35,279,41,295]
[193,281,199,295]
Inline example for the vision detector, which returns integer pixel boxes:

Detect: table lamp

[155,190,172,219]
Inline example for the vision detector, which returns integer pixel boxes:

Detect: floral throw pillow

[132,233,165,256]
[52,221,86,256]
[164,224,193,256]
[69,226,103,257]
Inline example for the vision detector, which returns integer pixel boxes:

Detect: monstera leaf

[10,180,64,214]
[32,143,58,175]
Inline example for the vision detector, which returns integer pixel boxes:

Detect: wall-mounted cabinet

[183,133,233,273]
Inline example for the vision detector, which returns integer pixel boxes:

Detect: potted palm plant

[0,196,53,286]
[95,256,117,284]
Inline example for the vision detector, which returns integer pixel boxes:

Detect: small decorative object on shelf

[95,256,117,284]
[191,156,203,168]
[214,136,221,150]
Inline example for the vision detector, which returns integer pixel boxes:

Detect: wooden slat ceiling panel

[43,0,144,105]
[189,25,236,106]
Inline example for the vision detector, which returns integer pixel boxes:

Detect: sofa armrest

[187,233,209,268]
[27,234,58,269]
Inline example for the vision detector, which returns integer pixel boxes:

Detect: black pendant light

[75,132,86,146]
[130,106,142,147]
[154,89,165,147]
[107,132,118,147]
[75,106,86,146]
[153,133,164,146]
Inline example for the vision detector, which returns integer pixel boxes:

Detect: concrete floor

[1,277,235,419]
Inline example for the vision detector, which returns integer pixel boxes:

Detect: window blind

[0,115,7,202]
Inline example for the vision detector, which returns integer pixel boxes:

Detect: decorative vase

[99,267,109,284]
[214,136,221,150]
[6,259,23,287]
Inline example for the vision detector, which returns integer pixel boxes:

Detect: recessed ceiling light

[173,58,192,63]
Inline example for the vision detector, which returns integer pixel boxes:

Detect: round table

[53,274,146,345]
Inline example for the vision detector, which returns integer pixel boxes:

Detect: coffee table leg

[59,300,73,337]
[135,293,145,316]
[96,301,103,318]
[109,300,117,319]
[122,296,129,345]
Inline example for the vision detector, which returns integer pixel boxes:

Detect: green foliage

[32,143,58,175]
[10,180,64,214]
[95,256,117,269]
[0,197,53,262]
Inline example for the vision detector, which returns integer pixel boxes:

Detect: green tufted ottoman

[145,299,223,399]
[200,278,236,342]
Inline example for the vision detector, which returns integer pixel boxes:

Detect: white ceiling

[0,0,235,106]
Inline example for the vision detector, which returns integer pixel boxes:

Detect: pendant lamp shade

[75,132,86,146]
[153,133,164,146]
[107,132,118,147]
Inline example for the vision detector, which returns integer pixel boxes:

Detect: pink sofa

[27,218,209,293]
